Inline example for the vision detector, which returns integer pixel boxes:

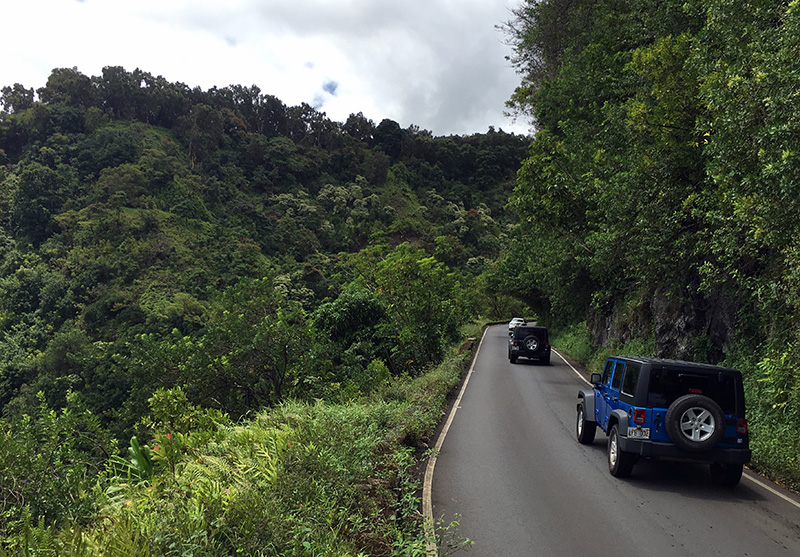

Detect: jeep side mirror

[590,373,601,385]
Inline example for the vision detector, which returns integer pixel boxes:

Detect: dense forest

[501,0,800,490]
[0,65,528,426]
[0,66,526,553]
[4,0,800,553]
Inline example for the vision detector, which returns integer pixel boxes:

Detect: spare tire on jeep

[665,394,725,452]
[523,335,539,351]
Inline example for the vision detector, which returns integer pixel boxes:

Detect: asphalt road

[429,325,800,556]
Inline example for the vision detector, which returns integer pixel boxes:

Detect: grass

[1,342,475,556]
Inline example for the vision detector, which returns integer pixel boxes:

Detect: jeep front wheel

[576,404,596,445]
[608,424,635,477]
[665,394,725,452]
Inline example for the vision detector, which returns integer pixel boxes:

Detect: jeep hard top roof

[608,356,742,377]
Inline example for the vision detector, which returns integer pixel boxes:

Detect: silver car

[508,317,526,334]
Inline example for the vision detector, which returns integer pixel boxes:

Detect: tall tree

[0,84,35,114]
[37,67,95,108]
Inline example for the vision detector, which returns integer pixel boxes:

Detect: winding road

[427,325,800,556]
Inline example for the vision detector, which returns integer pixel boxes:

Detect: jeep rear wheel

[710,462,743,487]
[665,394,725,452]
[576,404,596,445]
[523,335,540,352]
[608,425,635,477]
[540,353,550,365]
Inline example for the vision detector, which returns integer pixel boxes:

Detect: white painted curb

[422,326,488,556]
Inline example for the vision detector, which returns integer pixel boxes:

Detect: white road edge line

[554,347,590,386]
[422,331,800,554]
[742,471,800,509]
[422,326,488,556]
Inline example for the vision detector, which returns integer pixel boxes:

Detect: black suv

[508,326,551,365]
[576,356,751,486]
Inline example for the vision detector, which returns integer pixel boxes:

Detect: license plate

[628,427,650,439]
[511,346,519,351]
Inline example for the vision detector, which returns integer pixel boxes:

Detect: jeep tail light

[633,408,646,425]
[736,418,748,435]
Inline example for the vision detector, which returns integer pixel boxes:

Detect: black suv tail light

[633,408,646,425]
[737,418,748,434]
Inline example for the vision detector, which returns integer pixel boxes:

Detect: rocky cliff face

[587,286,736,363]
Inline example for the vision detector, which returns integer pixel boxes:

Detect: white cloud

[1,0,533,136]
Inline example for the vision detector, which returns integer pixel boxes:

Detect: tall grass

[1,349,473,556]
[724,347,800,491]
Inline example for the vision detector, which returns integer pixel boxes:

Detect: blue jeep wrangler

[576,356,751,486]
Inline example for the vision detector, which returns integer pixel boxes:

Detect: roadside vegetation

[0,351,474,555]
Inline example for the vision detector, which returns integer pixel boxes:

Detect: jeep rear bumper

[619,437,751,464]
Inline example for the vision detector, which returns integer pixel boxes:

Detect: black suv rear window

[646,367,738,413]
[514,327,547,341]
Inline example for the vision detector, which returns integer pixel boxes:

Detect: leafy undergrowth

[1,350,472,556]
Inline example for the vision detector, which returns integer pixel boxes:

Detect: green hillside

[0,67,524,553]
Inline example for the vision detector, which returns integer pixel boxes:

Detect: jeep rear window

[646,368,737,413]
[515,328,546,340]
[612,361,624,390]
[620,362,640,400]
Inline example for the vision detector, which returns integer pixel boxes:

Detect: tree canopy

[0,66,529,433]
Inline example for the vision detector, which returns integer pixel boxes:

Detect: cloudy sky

[2,0,532,137]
